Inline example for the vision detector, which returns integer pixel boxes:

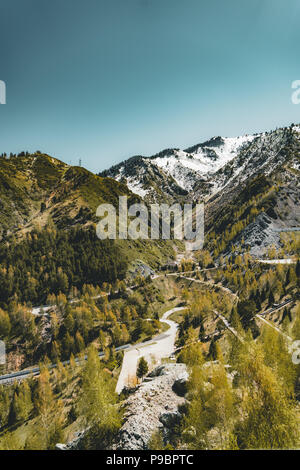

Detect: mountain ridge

[100,124,300,203]
[0,123,299,261]
[100,123,300,258]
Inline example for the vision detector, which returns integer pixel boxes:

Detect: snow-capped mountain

[201,125,299,198]
[100,124,300,257]
[203,124,300,257]
[152,134,256,192]
[100,125,300,204]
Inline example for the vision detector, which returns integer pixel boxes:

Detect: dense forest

[0,146,299,451]
[0,227,128,307]
[0,257,299,450]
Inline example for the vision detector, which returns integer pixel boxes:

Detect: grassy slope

[0,153,177,270]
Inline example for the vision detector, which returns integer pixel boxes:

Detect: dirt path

[177,275,239,301]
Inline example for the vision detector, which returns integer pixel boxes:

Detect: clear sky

[0,0,300,173]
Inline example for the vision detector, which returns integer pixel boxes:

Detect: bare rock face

[55,443,67,450]
[172,374,188,397]
[56,431,87,450]
[114,363,188,450]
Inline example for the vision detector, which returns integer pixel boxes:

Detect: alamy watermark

[291,80,300,104]
[0,80,6,104]
[96,196,204,251]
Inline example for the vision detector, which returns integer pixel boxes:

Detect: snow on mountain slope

[101,133,257,197]
[207,126,299,198]
[115,166,150,198]
[151,151,201,191]
[101,154,188,203]
[151,134,256,191]
[185,134,256,170]
[100,125,300,203]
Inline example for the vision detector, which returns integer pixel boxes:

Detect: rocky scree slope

[115,363,188,450]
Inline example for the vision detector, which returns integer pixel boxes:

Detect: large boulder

[148,364,168,377]
[172,371,188,397]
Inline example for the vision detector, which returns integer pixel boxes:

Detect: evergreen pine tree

[137,357,148,379]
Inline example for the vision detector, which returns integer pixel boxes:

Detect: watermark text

[96,196,204,251]
[291,80,300,104]
[0,80,6,104]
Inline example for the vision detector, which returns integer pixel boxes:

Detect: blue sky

[0,0,300,173]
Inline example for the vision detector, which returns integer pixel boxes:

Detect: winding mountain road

[0,306,186,390]
[257,259,297,265]
[0,344,131,385]
[115,306,186,394]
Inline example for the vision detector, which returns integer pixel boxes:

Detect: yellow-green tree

[78,345,121,449]
[33,366,65,449]
[235,344,299,449]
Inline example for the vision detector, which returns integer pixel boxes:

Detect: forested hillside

[0,125,299,451]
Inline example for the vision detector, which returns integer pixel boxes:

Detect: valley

[0,123,299,450]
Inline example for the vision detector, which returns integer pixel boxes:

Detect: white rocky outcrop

[115,363,188,450]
